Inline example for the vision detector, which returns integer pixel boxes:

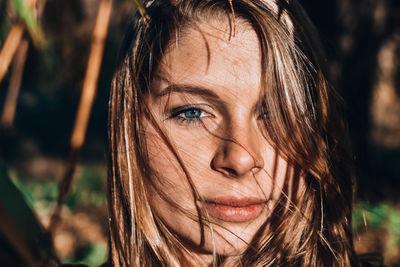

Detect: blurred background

[0,0,399,266]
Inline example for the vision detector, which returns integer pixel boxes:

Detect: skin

[144,21,289,265]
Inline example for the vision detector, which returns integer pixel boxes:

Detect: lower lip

[204,202,265,223]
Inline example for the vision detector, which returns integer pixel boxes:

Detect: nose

[211,126,264,178]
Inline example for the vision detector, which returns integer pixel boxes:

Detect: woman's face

[144,21,288,260]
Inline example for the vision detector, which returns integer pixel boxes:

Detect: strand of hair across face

[228,0,236,36]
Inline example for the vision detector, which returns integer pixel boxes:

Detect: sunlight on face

[144,21,288,263]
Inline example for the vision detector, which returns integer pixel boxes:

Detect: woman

[107,0,360,266]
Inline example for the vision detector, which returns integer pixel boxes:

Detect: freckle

[232,59,240,66]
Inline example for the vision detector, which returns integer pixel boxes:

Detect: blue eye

[169,107,207,126]
[182,108,202,119]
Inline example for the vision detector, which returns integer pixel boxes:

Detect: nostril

[211,141,263,178]
[219,167,239,177]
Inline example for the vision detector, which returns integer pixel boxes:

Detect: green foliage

[66,166,107,209]
[63,242,107,267]
[0,162,58,266]
[9,164,107,265]
[10,165,107,212]
[11,0,38,34]
[353,202,400,263]
[353,202,400,231]
[10,171,58,217]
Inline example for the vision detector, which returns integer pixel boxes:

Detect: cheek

[269,154,290,199]
[262,149,301,204]
[144,123,202,209]
[145,129,188,192]
[145,129,206,245]
[252,141,290,200]
[146,122,215,183]
[146,132,178,174]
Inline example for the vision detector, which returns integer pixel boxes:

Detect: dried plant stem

[70,0,112,150]
[49,0,113,234]
[0,23,25,86]
[1,39,29,127]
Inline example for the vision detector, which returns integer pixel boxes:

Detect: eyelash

[257,112,270,120]
[167,106,269,126]
[257,105,270,121]
[169,106,208,126]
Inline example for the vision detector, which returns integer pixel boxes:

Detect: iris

[182,108,202,119]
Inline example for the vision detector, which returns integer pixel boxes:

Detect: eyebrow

[154,83,266,116]
[154,84,222,101]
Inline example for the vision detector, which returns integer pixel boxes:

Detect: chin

[201,223,260,256]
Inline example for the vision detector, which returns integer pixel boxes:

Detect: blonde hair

[108,0,359,266]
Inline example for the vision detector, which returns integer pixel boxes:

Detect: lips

[203,197,266,223]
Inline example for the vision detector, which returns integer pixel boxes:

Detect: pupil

[184,109,200,118]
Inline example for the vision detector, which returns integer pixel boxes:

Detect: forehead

[156,21,262,100]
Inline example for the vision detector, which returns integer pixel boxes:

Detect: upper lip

[203,196,267,207]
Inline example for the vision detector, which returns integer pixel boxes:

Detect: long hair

[108,0,359,266]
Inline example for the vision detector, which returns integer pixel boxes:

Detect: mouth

[202,197,266,223]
